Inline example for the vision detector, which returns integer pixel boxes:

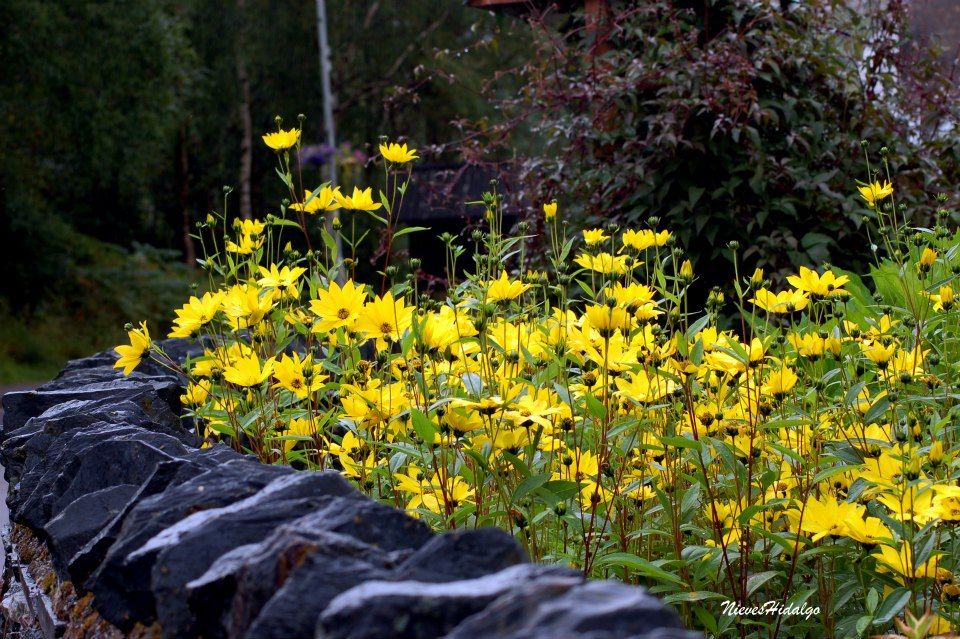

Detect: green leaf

[538,480,580,501]
[746,570,780,597]
[411,409,436,443]
[661,591,726,604]
[873,587,909,625]
[392,226,430,239]
[594,552,686,586]
[864,396,890,423]
[512,473,551,502]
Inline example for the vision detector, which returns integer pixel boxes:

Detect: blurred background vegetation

[1,0,958,381]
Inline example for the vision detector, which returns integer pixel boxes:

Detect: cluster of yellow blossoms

[115,128,960,637]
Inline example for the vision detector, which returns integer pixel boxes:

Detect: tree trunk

[236,0,253,220]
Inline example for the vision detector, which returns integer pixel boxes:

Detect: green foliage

[0,0,529,377]
[479,0,959,288]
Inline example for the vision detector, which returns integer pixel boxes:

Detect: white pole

[316,0,345,282]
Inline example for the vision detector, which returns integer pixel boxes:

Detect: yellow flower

[789,332,841,358]
[180,379,212,406]
[614,371,677,404]
[168,291,224,338]
[929,285,954,311]
[239,219,266,236]
[357,291,414,343]
[291,187,341,214]
[543,200,558,220]
[114,322,151,375]
[574,252,631,275]
[792,496,856,542]
[857,180,894,208]
[873,542,940,582]
[582,228,609,246]
[310,279,368,333]
[379,141,418,164]
[272,352,327,399]
[334,186,382,212]
[679,259,694,282]
[928,485,960,523]
[761,366,798,398]
[863,341,897,367]
[918,247,938,273]
[786,266,849,297]
[584,304,632,335]
[262,127,301,150]
[485,271,532,302]
[222,284,275,328]
[223,353,275,387]
[276,417,317,453]
[750,288,809,314]
[621,229,672,251]
[225,233,263,255]
[257,264,307,298]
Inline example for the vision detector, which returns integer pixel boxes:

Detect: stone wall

[0,341,699,639]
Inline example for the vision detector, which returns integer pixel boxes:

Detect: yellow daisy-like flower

[239,219,266,236]
[582,228,609,246]
[310,279,368,333]
[272,352,327,399]
[485,271,532,302]
[357,291,414,343]
[223,353,275,387]
[543,200,558,220]
[614,370,677,404]
[114,322,151,375]
[334,186,382,212]
[928,284,954,311]
[168,291,224,338]
[786,266,849,297]
[275,417,318,453]
[379,141,419,164]
[761,366,798,398]
[621,229,672,251]
[262,127,301,151]
[180,379,212,406]
[574,252,632,275]
[857,180,894,208]
[918,247,938,272]
[290,186,341,214]
[225,233,263,255]
[257,264,307,298]
[750,288,809,314]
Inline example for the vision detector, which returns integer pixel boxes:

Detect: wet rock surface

[0,342,698,639]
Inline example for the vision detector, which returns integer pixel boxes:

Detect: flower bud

[543,200,558,220]
[679,259,694,283]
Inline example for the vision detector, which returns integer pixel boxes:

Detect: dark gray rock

[43,483,139,576]
[13,428,191,532]
[316,564,583,639]
[1,395,196,485]
[189,495,431,639]
[1,377,182,434]
[279,496,434,553]
[63,445,241,585]
[187,527,396,639]
[88,459,292,631]
[389,528,526,583]
[243,533,394,639]
[444,580,697,639]
[147,472,360,638]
